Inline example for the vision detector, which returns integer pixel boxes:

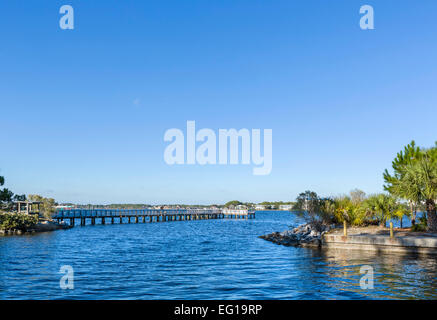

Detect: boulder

[260,222,328,248]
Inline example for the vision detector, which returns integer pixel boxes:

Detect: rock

[309,230,318,237]
[260,222,328,248]
[280,230,293,237]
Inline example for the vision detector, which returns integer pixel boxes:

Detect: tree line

[224,200,295,209]
[293,141,437,232]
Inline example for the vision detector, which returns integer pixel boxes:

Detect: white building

[55,205,75,210]
[255,204,266,210]
[279,204,293,211]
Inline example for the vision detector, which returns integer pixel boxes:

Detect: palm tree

[388,166,422,225]
[363,194,383,226]
[393,205,410,229]
[402,152,437,231]
[384,140,421,225]
[363,194,398,227]
[334,195,366,226]
[385,142,437,231]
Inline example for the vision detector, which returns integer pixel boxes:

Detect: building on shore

[55,205,76,210]
[279,204,293,211]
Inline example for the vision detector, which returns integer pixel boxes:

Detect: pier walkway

[53,208,255,226]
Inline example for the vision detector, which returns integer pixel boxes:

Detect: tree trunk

[426,199,437,232]
[410,202,416,226]
[400,217,403,229]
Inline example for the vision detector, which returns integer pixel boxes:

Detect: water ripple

[0,212,436,299]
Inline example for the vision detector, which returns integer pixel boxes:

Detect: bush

[293,191,335,229]
[0,212,38,231]
[411,224,427,232]
[411,216,427,232]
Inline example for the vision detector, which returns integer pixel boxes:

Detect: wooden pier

[52,208,255,227]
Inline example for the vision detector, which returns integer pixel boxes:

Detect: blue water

[0,211,436,300]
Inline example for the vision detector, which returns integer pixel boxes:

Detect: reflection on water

[0,212,436,300]
[308,248,437,299]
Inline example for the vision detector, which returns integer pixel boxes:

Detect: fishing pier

[53,208,255,227]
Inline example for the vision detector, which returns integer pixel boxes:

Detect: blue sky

[1,0,437,204]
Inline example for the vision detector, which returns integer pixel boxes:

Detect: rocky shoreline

[259,223,334,248]
[0,220,73,235]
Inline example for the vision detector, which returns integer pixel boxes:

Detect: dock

[52,208,255,227]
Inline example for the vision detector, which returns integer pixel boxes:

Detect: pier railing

[52,208,255,226]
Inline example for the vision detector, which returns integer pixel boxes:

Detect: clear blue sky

[1,0,437,204]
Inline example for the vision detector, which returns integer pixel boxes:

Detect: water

[0,211,436,300]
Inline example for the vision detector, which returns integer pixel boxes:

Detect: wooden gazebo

[14,201,42,215]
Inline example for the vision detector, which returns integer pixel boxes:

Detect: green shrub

[411,216,427,232]
[411,223,427,232]
[0,212,38,231]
